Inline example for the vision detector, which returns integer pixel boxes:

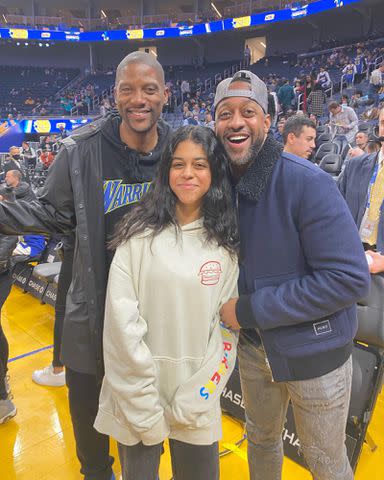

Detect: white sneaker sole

[0,407,17,424]
[32,376,65,387]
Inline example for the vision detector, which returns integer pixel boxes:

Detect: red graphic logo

[198,261,222,286]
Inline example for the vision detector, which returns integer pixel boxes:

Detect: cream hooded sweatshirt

[94,219,238,446]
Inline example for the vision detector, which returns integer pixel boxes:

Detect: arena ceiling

[0,0,236,15]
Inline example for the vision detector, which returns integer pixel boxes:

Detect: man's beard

[225,133,266,167]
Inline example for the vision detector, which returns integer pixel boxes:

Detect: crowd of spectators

[1,36,383,126]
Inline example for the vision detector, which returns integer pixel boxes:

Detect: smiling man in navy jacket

[216,70,370,480]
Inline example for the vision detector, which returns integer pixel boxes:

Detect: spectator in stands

[307,83,327,120]
[58,124,68,139]
[94,125,239,480]
[32,234,75,387]
[361,100,380,121]
[39,149,55,169]
[21,141,37,169]
[277,79,295,114]
[24,96,35,106]
[347,131,369,159]
[244,44,251,67]
[342,61,357,89]
[303,74,315,112]
[308,113,319,127]
[2,170,35,202]
[0,51,171,480]
[316,66,331,90]
[339,106,384,274]
[369,63,384,106]
[328,100,359,143]
[0,234,17,424]
[2,147,23,176]
[204,112,215,130]
[354,48,367,81]
[274,117,286,144]
[282,115,316,160]
[355,130,370,150]
[341,94,350,106]
[215,69,369,480]
[181,79,190,103]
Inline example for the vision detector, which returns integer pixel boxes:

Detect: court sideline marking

[9,344,54,363]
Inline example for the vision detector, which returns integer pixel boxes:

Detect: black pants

[118,439,219,480]
[53,248,74,368]
[66,367,113,480]
[0,272,12,400]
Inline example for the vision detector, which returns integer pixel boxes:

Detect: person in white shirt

[316,67,331,90]
[94,125,239,480]
[369,63,384,106]
[328,100,359,143]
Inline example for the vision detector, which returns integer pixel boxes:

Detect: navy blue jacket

[338,152,384,251]
[235,135,370,382]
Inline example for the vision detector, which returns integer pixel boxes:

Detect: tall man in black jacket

[0,52,171,480]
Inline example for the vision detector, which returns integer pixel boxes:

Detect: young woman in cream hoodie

[94,125,239,479]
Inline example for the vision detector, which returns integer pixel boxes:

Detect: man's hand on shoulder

[220,297,241,331]
[366,250,384,274]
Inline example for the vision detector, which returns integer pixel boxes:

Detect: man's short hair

[328,100,340,110]
[356,130,369,138]
[282,115,316,144]
[7,169,22,181]
[115,51,165,86]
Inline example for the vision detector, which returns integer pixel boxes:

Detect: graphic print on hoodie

[100,113,171,264]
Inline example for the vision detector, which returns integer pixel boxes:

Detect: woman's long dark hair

[111,125,239,256]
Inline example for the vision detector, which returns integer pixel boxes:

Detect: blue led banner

[0,118,94,151]
[22,118,93,134]
[0,0,359,44]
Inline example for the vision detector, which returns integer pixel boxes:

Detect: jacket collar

[235,133,283,202]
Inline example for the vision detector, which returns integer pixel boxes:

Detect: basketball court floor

[1,286,383,479]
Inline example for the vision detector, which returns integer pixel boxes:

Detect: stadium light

[260,41,266,48]
[2,14,7,24]
[211,2,222,18]
[101,9,107,19]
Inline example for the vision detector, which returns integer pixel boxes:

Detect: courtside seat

[319,153,343,177]
[356,274,384,349]
[357,122,373,135]
[314,142,338,164]
[316,132,332,148]
[316,125,330,136]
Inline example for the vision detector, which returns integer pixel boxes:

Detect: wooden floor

[1,286,383,479]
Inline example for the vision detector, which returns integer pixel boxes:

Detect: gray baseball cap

[214,70,268,114]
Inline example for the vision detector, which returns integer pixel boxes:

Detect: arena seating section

[0,66,80,117]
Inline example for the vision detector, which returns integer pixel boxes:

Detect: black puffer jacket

[0,235,17,274]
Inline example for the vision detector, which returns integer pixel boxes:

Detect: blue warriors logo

[103,179,151,214]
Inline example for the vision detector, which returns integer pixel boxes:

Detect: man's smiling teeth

[228,135,249,144]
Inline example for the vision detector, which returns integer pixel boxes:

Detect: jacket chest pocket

[272,317,340,354]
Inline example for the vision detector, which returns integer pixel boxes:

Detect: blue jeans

[238,338,353,480]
